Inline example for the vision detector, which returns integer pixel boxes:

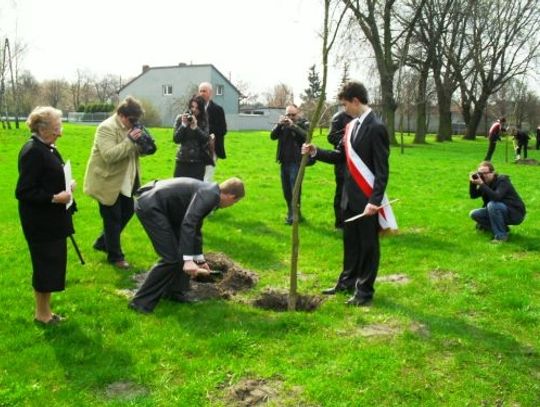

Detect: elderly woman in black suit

[15,106,75,325]
[173,95,212,180]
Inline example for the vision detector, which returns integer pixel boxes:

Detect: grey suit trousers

[131,206,190,311]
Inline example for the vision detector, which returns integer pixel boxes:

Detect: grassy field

[0,123,538,406]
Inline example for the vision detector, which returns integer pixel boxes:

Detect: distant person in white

[199,82,227,182]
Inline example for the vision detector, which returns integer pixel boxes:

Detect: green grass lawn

[0,123,538,406]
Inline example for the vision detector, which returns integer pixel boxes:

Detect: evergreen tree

[301,65,322,102]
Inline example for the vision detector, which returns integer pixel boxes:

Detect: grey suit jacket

[135,178,220,256]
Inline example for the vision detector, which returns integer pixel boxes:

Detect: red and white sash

[344,119,398,231]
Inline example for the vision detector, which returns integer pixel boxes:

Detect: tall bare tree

[264,83,294,108]
[453,0,540,139]
[41,79,69,109]
[342,0,426,144]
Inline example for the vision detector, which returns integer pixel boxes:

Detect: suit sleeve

[95,123,138,164]
[369,123,390,206]
[179,188,220,256]
[216,105,227,137]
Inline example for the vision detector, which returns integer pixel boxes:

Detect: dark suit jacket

[15,136,74,242]
[316,111,390,213]
[207,100,227,159]
[135,178,220,256]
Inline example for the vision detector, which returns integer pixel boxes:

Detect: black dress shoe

[322,285,349,295]
[163,292,199,304]
[128,301,152,314]
[345,296,373,307]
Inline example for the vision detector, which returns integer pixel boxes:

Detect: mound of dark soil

[253,289,323,312]
[130,252,258,301]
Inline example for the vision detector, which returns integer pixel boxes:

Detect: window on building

[216,85,224,96]
[162,84,173,96]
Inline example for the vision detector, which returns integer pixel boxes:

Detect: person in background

[173,95,212,180]
[469,161,525,243]
[199,82,227,182]
[327,110,353,230]
[128,177,245,313]
[84,96,145,269]
[536,125,540,150]
[270,104,309,225]
[16,106,76,325]
[484,117,506,161]
[512,127,530,160]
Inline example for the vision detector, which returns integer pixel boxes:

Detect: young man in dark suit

[303,81,397,306]
[199,82,227,182]
[128,177,244,313]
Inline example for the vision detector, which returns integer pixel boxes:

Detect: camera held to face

[129,121,157,156]
[184,110,194,123]
[472,173,481,180]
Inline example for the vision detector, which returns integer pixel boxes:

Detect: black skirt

[28,238,67,292]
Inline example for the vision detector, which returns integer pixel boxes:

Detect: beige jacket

[83,114,140,205]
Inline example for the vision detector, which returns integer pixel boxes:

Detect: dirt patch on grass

[515,158,539,165]
[224,379,281,406]
[125,252,258,301]
[104,380,148,401]
[378,273,410,284]
[429,268,458,281]
[358,323,401,337]
[253,289,324,312]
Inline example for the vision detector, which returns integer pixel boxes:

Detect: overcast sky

[0,0,365,104]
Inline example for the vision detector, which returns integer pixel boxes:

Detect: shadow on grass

[378,298,539,373]
[43,321,135,389]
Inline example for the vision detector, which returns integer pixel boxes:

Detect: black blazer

[15,136,74,242]
[316,112,390,213]
[207,100,227,159]
[135,178,220,256]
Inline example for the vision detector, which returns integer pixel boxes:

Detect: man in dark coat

[270,104,309,225]
[327,110,353,229]
[303,81,397,306]
[469,161,525,243]
[199,82,227,182]
[128,177,244,313]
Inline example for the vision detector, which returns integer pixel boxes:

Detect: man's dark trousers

[336,207,380,299]
[131,206,190,311]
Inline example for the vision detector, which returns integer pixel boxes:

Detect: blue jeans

[470,201,510,240]
[280,162,301,220]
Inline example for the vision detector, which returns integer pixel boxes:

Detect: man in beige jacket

[84,96,145,269]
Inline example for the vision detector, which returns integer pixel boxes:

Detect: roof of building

[118,63,240,94]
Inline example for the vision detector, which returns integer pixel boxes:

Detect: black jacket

[327,111,353,148]
[469,174,526,224]
[207,101,227,159]
[173,118,212,165]
[315,112,390,212]
[135,178,220,257]
[270,118,309,164]
[15,136,75,242]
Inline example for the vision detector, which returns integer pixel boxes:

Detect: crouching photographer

[173,95,211,180]
[469,161,526,243]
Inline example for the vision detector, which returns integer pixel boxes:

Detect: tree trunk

[413,69,428,144]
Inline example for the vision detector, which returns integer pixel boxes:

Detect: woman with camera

[173,95,213,180]
[16,106,76,325]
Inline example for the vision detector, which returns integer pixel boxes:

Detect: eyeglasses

[477,171,492,175]
[286,113,297,117]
